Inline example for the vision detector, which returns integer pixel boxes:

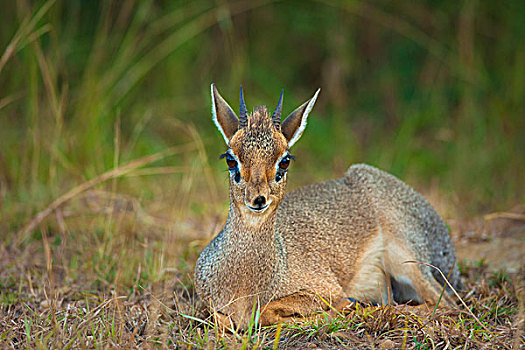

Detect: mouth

[246,200,272,213]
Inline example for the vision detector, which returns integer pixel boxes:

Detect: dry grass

[1,188,523,349]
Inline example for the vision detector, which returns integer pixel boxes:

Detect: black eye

[276,155,292,182]
[220,153,241,183]
[226,155,237,169]
[279,156,290,170]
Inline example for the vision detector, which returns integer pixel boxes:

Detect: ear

[211,84,239,144]
[281,89,320,148]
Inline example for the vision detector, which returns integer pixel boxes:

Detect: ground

[0,191,524,349]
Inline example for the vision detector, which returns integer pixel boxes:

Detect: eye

[275,155,293,182]
[226,155,237,169]
[278,156,290,170]
[220,152,241,183]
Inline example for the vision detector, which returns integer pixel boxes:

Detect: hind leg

[400,264,454,307]
[385,240,454,307]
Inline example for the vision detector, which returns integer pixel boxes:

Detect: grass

[1,229,523,349]
[1,0,524,348]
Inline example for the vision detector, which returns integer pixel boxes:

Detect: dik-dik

[195,84,461,329]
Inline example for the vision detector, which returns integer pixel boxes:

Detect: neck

[220,201,286,298]
[225,202,278,237]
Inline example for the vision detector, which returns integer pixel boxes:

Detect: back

[275,163,461,295]
[344,164,461,291]
[276,177,380,295]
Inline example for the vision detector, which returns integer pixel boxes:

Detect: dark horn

[272,89,284,127]
[239,86,247,127]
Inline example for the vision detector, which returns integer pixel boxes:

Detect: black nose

[253,196,266,208]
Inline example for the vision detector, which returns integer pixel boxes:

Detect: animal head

[211,84,320,223]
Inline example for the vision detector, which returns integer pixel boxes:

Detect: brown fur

[196,85,461,330]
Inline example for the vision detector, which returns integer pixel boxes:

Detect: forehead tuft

[230,106,287,165]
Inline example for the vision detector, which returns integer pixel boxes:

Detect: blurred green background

[1,0,524,229]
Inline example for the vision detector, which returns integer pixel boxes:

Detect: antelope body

[195,85,461,329]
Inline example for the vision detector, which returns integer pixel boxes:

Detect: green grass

[1,0,524,348]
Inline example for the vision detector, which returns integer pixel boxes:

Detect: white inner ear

[287,88,320,148]
[211,84,230,144]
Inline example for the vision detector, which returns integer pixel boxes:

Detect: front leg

[259,291,338,326]
[211,310,236,334]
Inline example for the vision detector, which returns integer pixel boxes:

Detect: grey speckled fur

[341,164,461,291]
[195,86,461,329]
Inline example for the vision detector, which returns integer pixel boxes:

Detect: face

[210,84,320,223]
[223,107,291,218]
